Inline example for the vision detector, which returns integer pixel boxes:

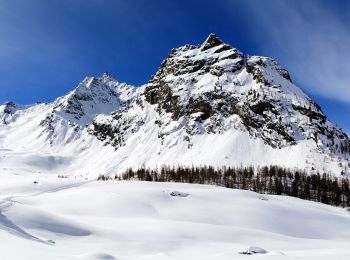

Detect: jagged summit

[0,34,349,176]
[33,73,138,146]
[102,71,112,77]
[101,71,117,83]
[0,101,35,125]
[90,34,350,174]
[2,101,17,113]
[201,33,225,51]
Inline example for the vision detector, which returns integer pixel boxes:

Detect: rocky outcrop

[88,34,350,155]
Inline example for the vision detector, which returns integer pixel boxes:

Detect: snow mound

[258,195,268,201]
[240,246,267,255]
[247,246,268,254]
[169,190,189,197]
[77,253,117,260]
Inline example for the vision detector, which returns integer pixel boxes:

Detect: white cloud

[238,0,350,103]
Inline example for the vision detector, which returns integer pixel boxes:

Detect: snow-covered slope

[89,34,350,175]
[1,34,349,177]
[52,72,136,126]
[0,74,136,177]
[0,176,350,259]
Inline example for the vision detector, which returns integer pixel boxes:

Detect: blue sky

[0,0,349,133]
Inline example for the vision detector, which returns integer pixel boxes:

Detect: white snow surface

[0,176,349,259]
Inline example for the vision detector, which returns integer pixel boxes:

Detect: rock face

[3,101,17,114]
[1,34,349,176]
[51,72,136,125]
[37,73,138,145]
[91,34,350,154]
[0,102,30,125]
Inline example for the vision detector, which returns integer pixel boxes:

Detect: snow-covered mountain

[1,34,349,177]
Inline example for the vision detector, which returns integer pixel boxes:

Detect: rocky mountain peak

[40,74,135,129]
[3,33,347,175]
[101,71,117,83]
[3,101,17,114]
[90,34,350,158]
[0,101,30,125]
[201,33,224,51]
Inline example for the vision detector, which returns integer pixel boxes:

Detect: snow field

[0,175,350,259]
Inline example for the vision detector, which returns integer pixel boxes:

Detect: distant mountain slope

[1,34,349,177]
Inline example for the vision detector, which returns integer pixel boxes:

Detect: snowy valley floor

[0,174,350,260]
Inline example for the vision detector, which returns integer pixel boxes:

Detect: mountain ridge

[1,34,349,177]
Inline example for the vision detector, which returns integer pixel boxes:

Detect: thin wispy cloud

[237,0,350,103]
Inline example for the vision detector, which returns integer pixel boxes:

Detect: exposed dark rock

[201,33,224,51]
[213,44,232,53]
[246,63,270,85]
[292,105,327,123]
[250,102,275,116]
[87,34,350,155]
[187,97,213,120]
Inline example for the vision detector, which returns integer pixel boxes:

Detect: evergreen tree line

[98,165,350,207]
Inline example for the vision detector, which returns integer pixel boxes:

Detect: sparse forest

[98,165,350,207]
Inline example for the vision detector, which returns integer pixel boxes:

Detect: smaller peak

[102,71,113,80]
[3,101,17,109]
[201,33,224,51]
[4,101,16,106]
[2,101,17,114]
[101,71,119,84]
[205,33,222,42]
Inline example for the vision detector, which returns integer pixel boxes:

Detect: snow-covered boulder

[240,246,268,255]
[169,190,189,197]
